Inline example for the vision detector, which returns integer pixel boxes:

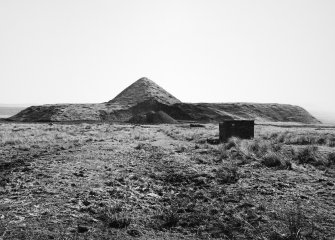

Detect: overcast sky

[1,0,334,120]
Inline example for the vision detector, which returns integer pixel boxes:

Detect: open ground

[0,122,334,239]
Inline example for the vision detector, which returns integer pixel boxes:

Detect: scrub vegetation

[0,122,334,239]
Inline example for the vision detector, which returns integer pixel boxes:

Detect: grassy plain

[0,122,334,239]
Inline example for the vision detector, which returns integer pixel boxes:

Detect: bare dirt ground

[0,122,334,239]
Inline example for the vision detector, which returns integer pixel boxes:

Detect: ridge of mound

[107,100,319,124]
[107,77,181,109]
[186,102,320,123]
[128,110,178,124]
[9,101,320,124]
[9,104,107,122]
[8,77,321,124]
[196,102,320,123]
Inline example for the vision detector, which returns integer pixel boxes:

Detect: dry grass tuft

[98,205,132,229]
[261,152,291,169]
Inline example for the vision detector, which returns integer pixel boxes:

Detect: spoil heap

[9,77,320,124]
[128,111,178,124]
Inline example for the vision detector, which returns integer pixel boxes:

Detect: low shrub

[215,164,239,184]
[134,142,145,150]
[294,147,334,168]
[316,137,326,145]
[154,193,211,230]
[289,136,312,145]
[3,138,23,146]
[269,132,279,139]
[327,138,335,147]
[219,144,228,159]
[270,131,335,147]
[261,152,287,169]
[98,205,131,229]
[270,200,317,240]
[105,214,131,229]
[276,132,290,143]
[245,140,270,158]
[294,146,319,165]
[326,152,335,166]
[175,145,186,153]
[162,170,191,185]
[156,201,182,229]
[158,205,180,229]
[272,143,283,152]
[225,137,241,150]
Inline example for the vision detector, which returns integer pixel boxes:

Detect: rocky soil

[0,122,334,239]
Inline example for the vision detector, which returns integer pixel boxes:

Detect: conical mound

[107,77,181,109]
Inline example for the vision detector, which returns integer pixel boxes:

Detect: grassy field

[0,122,334,239]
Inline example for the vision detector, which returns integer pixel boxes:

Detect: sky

[1,0,335,122]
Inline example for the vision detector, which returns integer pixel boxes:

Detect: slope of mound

[9,104,107,122]
[128,111,178,124]
[107,77,181,109]
[196,103,321,123]
[9,77,320,124]
[127,100,235,122]
[172,102,320,123]
[118,100,319,124]
[9,101,319,124]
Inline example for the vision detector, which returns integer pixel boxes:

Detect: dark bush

[261,152,291,169]
[216,164,239,184]
[294,146,319,165]
[327,138,335,147]
[98,205,131,229]
[272,143,283,152]
[327,152,335,166]
[106,215,131,228]
[262,152,282,167]
[316,137,326,145]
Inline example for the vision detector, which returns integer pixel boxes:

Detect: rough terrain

[0,122,334,239]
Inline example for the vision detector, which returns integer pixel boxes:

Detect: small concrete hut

[219,120,254,142]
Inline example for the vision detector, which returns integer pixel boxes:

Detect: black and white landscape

[1,1,335,240]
